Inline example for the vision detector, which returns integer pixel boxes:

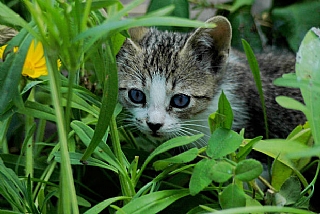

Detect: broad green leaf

[245,196,262,212]
[189,159,216,196]
[253,139,309,168]
[219,184,246,209]
[153,148,198,171]
[117,189,189,214]
[208,112,226,134]
[273,73,309,89]
[207,128,243,159]
[275,96,307,115]
[295,27,320,147]
[279,176,301,206]
[272,2,320,52]
[271,160,293,191]
[235,159,263,182]
[229,7,262,52]
[208,91,233,133]
[217,91,233,130]
[253,139,310,189]
[210,161,234,183]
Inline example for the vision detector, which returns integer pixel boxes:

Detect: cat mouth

[150,132,162,138]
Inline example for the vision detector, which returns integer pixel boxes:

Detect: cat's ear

[125,27,149,51]
[182,16,231,66]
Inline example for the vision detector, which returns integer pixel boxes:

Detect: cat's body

[117,16,305,147]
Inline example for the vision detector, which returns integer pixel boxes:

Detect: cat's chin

[145,133,169,144]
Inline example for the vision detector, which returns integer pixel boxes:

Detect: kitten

[116,16,305,148]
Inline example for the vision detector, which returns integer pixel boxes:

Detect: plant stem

[45,54,79,214]
[110,114,135,203]
[0,117,11,154]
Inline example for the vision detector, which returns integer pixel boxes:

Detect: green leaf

[272,2,320,52]
[272,160,295,192]
[210,161,234,183]
[208,112,226,134]
[137,134,203,184]
[54,152,118,173]
[229,0,255,13]
[295,27,320,147]
[18,101,56,122]
[0,2,29,27]
[78,17,213,52]
[117,189,189,214]
[153,148,198,171]
[208,91,233,133]
[81,38,118,162]
[235,159,263,182]
[88,0,121,11]
[275,96,308,115]
[207,128,243,159]
[147,0,190,32]
[219,184,246,209]
[84,196,130,214]
[253,139,309,168]
[253,139,309,189]
[236,136,263,161]
[279,176,301,206]
[0,158,26,212]
[229,6,262,52]
[242,39,268,138]
[189,159,216,196]
[70,121,125,175]
[0,29,32,114]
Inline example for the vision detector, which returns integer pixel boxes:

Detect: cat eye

[170,94,190,108]
[128,89,146,104]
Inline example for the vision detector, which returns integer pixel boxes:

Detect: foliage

[0,0,319,213]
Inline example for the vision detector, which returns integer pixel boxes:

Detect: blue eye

[128,89,146,104]
[170,94,190,108]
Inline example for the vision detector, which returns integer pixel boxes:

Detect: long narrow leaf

[117,189,189,214]
[0,30,32,113]
[81,38,118,162]
[242,39,269,138]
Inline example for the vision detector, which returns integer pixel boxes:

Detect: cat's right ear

[181,16,232,67]
[125,27,149,51]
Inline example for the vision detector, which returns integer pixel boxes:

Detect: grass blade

[242,39,269,138]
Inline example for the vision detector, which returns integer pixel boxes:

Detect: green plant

[0,0,319,213]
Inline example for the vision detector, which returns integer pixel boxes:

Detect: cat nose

[147,122,163,132]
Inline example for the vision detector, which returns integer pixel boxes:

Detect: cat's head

[117,16,231,144]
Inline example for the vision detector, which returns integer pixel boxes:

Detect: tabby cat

[116,16,305,148]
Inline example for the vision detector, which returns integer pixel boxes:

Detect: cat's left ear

[182,16,232,64]
[124,27,149,51]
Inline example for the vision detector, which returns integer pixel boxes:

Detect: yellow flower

[0,44,7,60]
[22,40,48,78]
[0,40,61,79]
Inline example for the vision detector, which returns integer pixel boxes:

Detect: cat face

[117,16,231,144]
